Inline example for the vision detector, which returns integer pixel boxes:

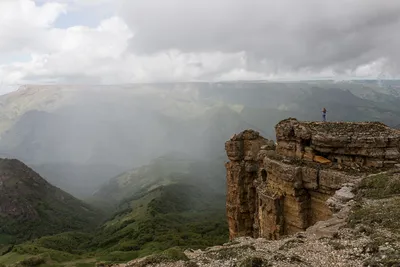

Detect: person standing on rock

[322,108,327,122]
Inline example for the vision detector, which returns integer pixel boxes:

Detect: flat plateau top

[277,118,399,136]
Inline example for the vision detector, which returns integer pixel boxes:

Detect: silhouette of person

[322,108,327,122]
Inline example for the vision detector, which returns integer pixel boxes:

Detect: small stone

[304,146,314,152]
[261,140,276,151]
[379,246,389,252]
[313,155,331,164]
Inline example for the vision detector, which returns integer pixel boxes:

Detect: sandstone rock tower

[225,118,400,240]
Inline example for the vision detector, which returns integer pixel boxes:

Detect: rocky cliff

[225,130,271,239]
[275,118,400,168]
[225,118,400,240]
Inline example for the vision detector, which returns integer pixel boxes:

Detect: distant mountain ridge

[2,81,400,198]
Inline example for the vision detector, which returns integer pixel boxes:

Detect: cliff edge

[225,118,400,240]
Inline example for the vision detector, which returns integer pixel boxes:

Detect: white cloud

[119,0,400,75]
[0,0,132,84]
[0,1,273,85]
[0,0,399,86]
[0,0,66,53]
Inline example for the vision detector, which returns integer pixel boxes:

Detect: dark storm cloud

[119,0,400,75]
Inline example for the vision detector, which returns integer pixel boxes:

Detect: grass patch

[161,247,189,261]
[15,256,46,267]
[12,244,81,263]
[0,245,13,256]
[97,251,139,262]
[74,264,96,267]
[0,252,31,266]
[349,173,400,232]
[359,174,400,199]
[349,173,400,266]
[349,197,400,232]
[32,232,91,254]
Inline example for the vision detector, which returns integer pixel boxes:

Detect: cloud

[0,0,400,85]
[1,15,132,84]
[120,0,400,76]
[0,0,66,53]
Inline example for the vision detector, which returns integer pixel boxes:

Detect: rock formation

[225,130,271,239]
[225,118,400,240]
[276,118,400,168]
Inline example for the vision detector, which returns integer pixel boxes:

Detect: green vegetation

[91,183,228,259]
[19,232,92,255]
[0,155,228,266]
[0,178,228,266]
[348,172,400,266]
[358,173,400,199]
[15,256,45,267]
[0,159,103,245]
[349,173,400,231]
[349,196,400,233]
[0,204,100,244]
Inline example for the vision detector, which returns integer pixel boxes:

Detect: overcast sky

[0,0,399,89]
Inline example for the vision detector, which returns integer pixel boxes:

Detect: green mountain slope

[88,154,229,259]
[0,156,228,266]
[0,159,102,245]
[90,183,227,262]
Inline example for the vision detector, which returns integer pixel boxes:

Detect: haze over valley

[1,81,400,199]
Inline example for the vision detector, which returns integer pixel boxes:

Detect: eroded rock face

[275,118,400,168]
[226,118,400,240]
[225,130,269,240]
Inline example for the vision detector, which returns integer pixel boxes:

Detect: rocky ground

[107,171,400,267]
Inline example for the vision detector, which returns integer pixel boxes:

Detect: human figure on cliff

[322,108,327,122]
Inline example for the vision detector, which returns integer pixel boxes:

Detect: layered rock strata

[225,118,400,240]
[225,130,271,239]
[276,118,400,168]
